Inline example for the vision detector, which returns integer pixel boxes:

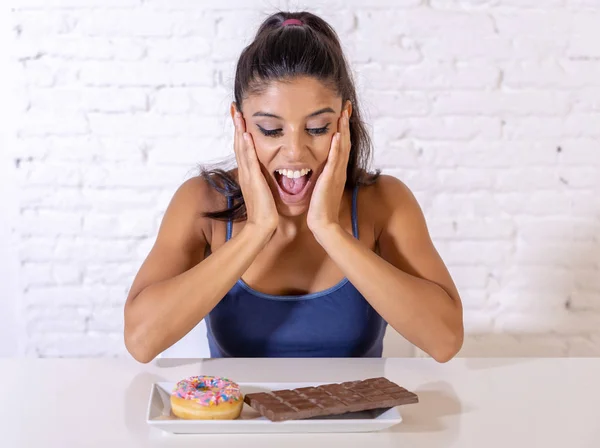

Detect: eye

[257,125,283,137]
[256,124,331,138]
[307,124,330,136]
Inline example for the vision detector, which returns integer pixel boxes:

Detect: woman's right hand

[233,111,279,234]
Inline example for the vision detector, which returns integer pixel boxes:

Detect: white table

[0,357,598,447]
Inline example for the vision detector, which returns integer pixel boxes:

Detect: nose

[283,126,305,158]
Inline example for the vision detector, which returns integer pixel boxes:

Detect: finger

[343,110,351,154]
[233,113,246,171]
[243,132,260,168]
[326,132,341,169]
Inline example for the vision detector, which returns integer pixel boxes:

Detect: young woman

[124,11,463,363]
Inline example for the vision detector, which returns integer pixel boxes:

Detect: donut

[170,376,244,420]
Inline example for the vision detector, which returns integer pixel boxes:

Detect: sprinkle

[171,375,242,407]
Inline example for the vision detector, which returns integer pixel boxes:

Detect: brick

[16,112,89,137]
[76,11,181,37]
[464,310,495,333]
[516,217,599,242]
[458,334,568,357]
[495,312,600,334]
[436,168,496,191]
[567,337,600,357]
[421,35,513,61]
[357,10,495,37]
[567,13,600,59]
[150,88,193,114]
[571,89,600,113]
[494,11,572,37]
[430,0,500,9]
[433,91,570,116]
[82,211,157,238]
[448,266,490,289]
[79,62,213,87]
[82,164,190,188]
[406,117,502,140]
[498,0,564,6]
[428,192,500,217]
[145,0,286,8]
[514,241,599,268]
[504,115,600,139]
[557,140,600,164]
[11,11,79,36]
[383,168,438,191]
[53,264,82,284]
[24,286,90,307]
[457,289,489,310]
[426,141,558,168]
[20,187,85,210]
[496,267,575,294]
[34,36,146,61]
[54,238,141,262]
[428,218,514,240]
[21,263,54,286]
[26,307,89,333]
[569,292,600,312]
[494,167,569,191]
[145,37,211,62]
[15,0,140,7]
[504,59,600,89]
[347,37,422,64]
[80,188,158,213]
[21,162,81,187]
[435,241,512,265]
[87,307,124,332]
[20,210,82,237]
[359,61,500,90]
[84,263,138,285]
[28,87,147,113]
[148,137,227,165]
[87,113,223,137]
[20,238,57,262]
[494,292,574,312]
[510,37,568,59]
[365,91,430,117]
[28,333,126,358]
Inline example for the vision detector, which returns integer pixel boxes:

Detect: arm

[124,177,273,363]
[312,175,463,362]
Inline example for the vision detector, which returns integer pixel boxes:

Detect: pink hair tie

[282,18,303,27]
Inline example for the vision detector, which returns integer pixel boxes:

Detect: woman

[124,11,463,363]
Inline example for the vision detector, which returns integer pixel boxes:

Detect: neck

[274,210,311,239]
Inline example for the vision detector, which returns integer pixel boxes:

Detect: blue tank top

[205,185,388,357]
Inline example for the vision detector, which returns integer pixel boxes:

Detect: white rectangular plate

[147,381,403,434]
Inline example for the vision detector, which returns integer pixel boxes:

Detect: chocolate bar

[244,377,418,422]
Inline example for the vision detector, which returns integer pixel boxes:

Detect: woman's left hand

[307,108,352,234]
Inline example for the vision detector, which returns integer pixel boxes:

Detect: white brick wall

[4,0,600,358]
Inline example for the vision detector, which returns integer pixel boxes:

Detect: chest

[206,192,378,297]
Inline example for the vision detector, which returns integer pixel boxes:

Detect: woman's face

[233,76,351,214]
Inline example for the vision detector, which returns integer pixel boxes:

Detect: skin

[124,76,464,363]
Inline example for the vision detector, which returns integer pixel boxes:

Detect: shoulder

[163,174,225,247]
[360,174,425,239]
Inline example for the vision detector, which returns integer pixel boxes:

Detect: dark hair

[200,10,381,222]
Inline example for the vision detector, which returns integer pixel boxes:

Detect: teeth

[276,168,311,178]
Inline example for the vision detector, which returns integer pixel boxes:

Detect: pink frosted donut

[170,376,244,420]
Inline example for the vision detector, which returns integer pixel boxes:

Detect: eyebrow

[252,107,336,119]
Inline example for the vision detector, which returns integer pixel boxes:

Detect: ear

[230,102,240,121]
[344,99,353,119]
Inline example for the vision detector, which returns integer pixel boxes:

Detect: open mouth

[273,168,314,203]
